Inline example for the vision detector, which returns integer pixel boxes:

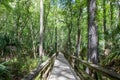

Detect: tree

[87,0,99,79]
[110,0,114,28]
[39,0,44,57]
[103,0,106,41]
[75,6,83,66]
[55,27,57,53]
[87,0,99,64]
[65,0,73,54]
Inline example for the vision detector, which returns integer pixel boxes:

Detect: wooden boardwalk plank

[48,52,80,80]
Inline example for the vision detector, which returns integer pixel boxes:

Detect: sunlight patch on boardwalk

[48,52,80,80]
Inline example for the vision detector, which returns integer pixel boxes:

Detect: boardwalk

[49,52,80,80]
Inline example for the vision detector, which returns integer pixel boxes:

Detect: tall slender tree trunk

[110,1,114,51]
[30,23,36,58]
[87,0,98,64]
[68,27,72,52]
[43,2,50,50]
[103,0,107,55]
[103,0,106,36]
[55,27,57,53]
[39,0,44,57]
[75,8,82,67]
[87,0,99,79]
[110,1,113,28]
[66,0,72,54]
[118,1,120,26]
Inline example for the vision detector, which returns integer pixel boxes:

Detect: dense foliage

[0,0,120,79]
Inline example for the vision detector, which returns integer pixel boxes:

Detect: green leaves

[0,0,13,13]
[0,64,11,80]
[0,34,7,50]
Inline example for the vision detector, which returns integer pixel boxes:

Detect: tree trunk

[110,1,113,28]
[118,3,120,26]
[118,1,120,26]
[103,0,106,36]
[55,27,57,53]
[87,0,99,64]
[39,0,44,57]
[103,0,106,39]
[30,23,36,58]
[103,0,107,56]
[87,0,99,79]
[68,27,72,53]
[67,0,72,54]
[75,8,82,67]
[43,1,50,50]
[109,1,114,51]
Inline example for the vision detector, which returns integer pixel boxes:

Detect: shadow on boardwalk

[48,52,80,80]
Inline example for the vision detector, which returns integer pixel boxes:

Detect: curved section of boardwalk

[49,52,80,80]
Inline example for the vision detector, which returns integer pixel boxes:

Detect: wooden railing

[64,53,120,80]
[22,53,56,80]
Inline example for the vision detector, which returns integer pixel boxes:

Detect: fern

[102,51,120,66]
[0,64,12,80]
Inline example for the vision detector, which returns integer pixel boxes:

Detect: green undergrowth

[102,52,120,66]
[0,63,12,80]
[0,55,48,80]
[101,51,120,74]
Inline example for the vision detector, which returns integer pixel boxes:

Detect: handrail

[64,53,120,80]
[22,53,56,80]
[64,53,93,80]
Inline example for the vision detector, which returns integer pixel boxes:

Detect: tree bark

[87,0,99,64]
[103,0,107,56]
[118,1,120,26]
[103,0,106,35]
[87,0,99,79]
[110,1,113,28]
[30,22,36,58]
[43,1,51,50]
[39,0,44,57]
[55,27,57,53]
[68,0,72,54]
[75,8,82,67]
